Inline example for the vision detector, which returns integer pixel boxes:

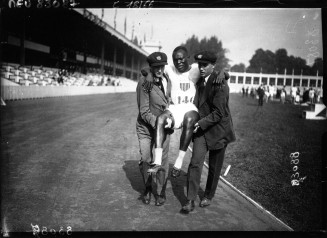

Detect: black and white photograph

[1,1,326,236]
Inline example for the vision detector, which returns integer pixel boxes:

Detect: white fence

[1,85,136,101]
[1,76,138,101]
[228,72,323,93]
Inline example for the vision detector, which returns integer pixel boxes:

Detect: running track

[1,93,291,234]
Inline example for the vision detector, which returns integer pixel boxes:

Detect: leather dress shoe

[147,164,164,174]
[142,188,151,205]
[171,166,181,178]
[181,200,195,214]
[199,197,211,207]
[155,195,166,206]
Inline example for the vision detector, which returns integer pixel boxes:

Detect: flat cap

[194,51,217,64]
[146,52,168,67]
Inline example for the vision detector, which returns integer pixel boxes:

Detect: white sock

[153,148,163,165]
[173,150,186,169]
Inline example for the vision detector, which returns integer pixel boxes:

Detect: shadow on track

[122,160,204,207]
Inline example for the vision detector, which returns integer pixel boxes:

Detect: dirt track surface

[1,93,290,233]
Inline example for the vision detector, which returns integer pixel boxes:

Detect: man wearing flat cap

[181,51,236,214]
[136,51,172,206]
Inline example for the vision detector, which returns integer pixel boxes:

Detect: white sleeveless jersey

[165,63,199,105]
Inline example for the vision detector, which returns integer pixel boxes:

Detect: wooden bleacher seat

[30,76,39,84]
[8,63,19,69]
[1,71,13,79]
[19,67,29,73]
[9,75,23,83]
[1,65,12,72]
[10,68,21,75]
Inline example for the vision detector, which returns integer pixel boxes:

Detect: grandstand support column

[113,47,117,77]
[137,57,141,80]
[20,9,26,66]
[83,52,87,74]
[131,52,135,80]
[82,39,87,74]
[100,38,105,75]
[123,48,126,78]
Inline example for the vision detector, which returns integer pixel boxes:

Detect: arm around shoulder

[141,67,154,93]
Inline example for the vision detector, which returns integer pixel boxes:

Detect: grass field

[1,92,325,232]
[223,94,326,231]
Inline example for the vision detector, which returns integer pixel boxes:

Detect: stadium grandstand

[1,8,149,100]
[0,8,323,100]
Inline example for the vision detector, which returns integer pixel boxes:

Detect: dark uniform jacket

[136,71,172,139]
[193,71,236,150]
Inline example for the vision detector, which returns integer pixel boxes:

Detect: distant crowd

[54,69,122,87]
[242,84,323,105]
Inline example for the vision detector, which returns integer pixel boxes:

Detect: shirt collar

[204,74,211,83]
[154,75,167,82]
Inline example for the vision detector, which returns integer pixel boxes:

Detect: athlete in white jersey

[165,63,199,129]
[142,46,229,178]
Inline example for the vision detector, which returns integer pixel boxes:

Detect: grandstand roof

[1,8,148,71]
[73,9,149,57]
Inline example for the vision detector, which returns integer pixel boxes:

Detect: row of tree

[232,48,323,76]
[179,35,323,76]
[180,35,229,72]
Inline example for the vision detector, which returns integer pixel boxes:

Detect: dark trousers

[137,133,170,196]
[258,96,263,106]
[187,134,226,201]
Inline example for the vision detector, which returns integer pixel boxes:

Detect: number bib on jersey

[165,64,199,129]
[166,65,197,106]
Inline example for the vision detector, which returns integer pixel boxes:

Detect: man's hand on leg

[165,117,173,128]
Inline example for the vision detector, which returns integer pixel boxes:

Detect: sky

[88,8,323,67]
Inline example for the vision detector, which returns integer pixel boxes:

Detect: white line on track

[187,145,293,231]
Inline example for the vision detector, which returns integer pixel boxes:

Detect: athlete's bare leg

[155,110,173,149]
[147,111,174,173]
[171,111,199,177]
[179,111,200,151]
[148,110,200,175]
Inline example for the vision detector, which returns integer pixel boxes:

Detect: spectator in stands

[100,76,104,86]
[257,84,265,106]
[291,85,297,104]
[302,88,309,103]
[280,86,286,104]
[317,89,322,103]
[309,87,315,105]
[295,87,301,104]
[250,87,254,99]
[58,69,64,84]
[264,85,270,103]
[269,84,275,102]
